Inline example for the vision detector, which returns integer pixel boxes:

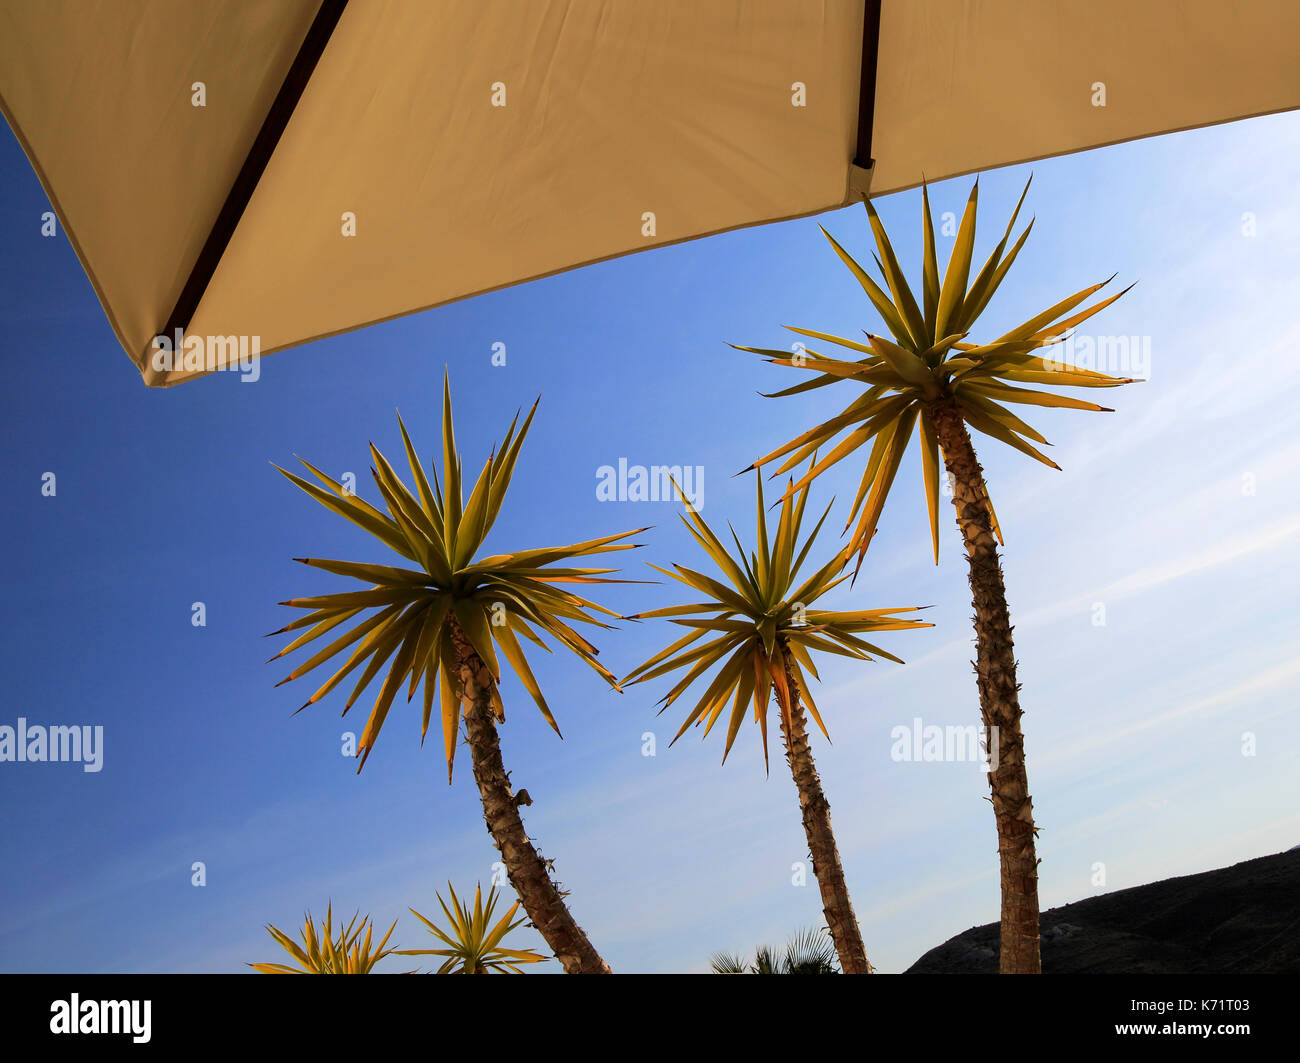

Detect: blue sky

[1,108,1297,974]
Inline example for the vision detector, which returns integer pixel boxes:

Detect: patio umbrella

[2,0,1297,386]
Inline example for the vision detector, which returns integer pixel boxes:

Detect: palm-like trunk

[780,653,872,974]
[449,619,610,974]
[928,399,1041,974]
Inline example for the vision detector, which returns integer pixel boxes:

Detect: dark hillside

[907,848,1300,973]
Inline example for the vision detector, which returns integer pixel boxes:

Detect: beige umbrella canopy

[2,0,1298,386]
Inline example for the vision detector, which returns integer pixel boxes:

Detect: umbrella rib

[158,0,350,345]
[852,0,883,176]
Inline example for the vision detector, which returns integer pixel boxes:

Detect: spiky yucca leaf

[271,374,644,779]
[396,882,547,974]
[737,177,1136,570]
[622,471,930,769]
[249,904,407,974]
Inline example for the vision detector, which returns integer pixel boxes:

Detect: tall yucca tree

[269,376,642,973]
[735,179,1136,973]
[397,882,547,974]
[622,472,931,973]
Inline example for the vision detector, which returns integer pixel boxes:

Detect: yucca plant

[397,882,547,973]
[269,375,642,973]
[736,178,1136,972]
[249,904,405,974]
[622,470,931,973]
[711,926,839,974]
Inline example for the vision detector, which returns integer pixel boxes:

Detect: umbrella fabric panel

[178,0,864,385]
[871,0,1300,196]
[0,0,321,371]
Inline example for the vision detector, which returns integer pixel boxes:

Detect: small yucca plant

[397,883,547,974]
[249,904,406,974]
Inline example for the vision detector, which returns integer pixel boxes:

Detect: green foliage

[711,927,839,974]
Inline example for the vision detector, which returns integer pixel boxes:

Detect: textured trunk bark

[779,652,872,974]
[928,399,1041,974]
[449,618,610,974]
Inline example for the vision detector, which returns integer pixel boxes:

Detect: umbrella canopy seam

[854,0,882,172]
[159,0,349,350]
